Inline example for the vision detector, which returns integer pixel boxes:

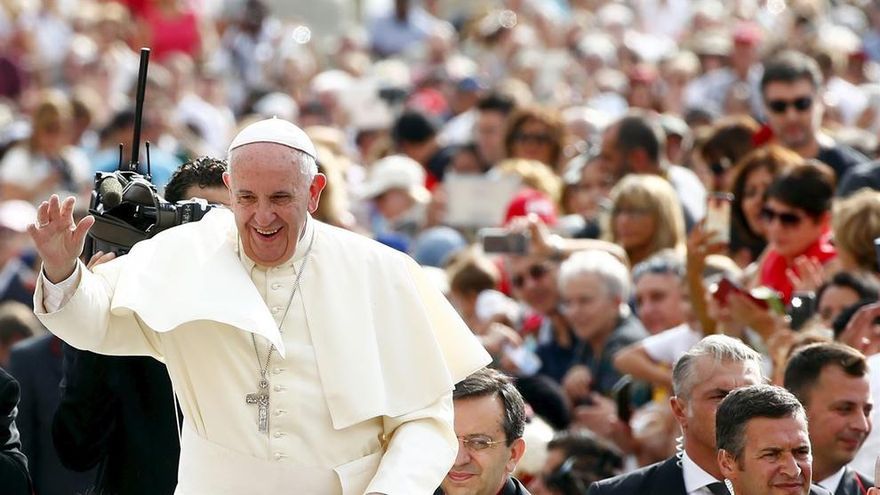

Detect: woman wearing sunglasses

[758,160,837,304]
[726,145,802,268]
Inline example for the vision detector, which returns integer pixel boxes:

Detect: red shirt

[142,6,200,61]
[759,230,836,304]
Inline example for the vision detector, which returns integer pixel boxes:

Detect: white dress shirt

[682,451,726,495]
[817,466,846,495]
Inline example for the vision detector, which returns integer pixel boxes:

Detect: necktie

[706,481,730,495]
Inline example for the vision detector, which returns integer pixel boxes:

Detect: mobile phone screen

[705,193,733,244]
[479,228,529,255]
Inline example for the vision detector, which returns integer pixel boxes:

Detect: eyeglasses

[513,132,553,145]
[458,435,507,451]
[766,96,813,114]
[760,206,804,227]
[511,263,550,289]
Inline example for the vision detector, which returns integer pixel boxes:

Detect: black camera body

[85,170,212,257]
[83,47,212,258]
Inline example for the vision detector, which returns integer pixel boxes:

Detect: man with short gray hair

[588,335,764,494]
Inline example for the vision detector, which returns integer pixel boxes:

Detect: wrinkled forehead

[744,415,810,450]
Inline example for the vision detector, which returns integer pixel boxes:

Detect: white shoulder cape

[103,209,490,429]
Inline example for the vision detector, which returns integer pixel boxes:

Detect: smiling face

[803,365,872,480]
[224,143,325,267]
[560,272,621,342]
[441,395,525,495]
[762,198,827,260]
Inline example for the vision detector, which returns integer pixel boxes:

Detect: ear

[308,173,327,213]
[222,171,231,189]
[505,438,527,474]
[717,448,738,482]
[670,395,688,431]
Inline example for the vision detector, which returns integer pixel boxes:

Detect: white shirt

[852,353,880,475]
[817,466,846,495]
[682,451,725,495]
[642,323,701,365]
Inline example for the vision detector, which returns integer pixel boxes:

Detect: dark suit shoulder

[835,468,873,495]
[9,334,53,358]
[588,457,683,495]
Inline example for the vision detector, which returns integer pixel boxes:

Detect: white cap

[361,155,430,203]
[0,200,36,232]
[228,117,317,160]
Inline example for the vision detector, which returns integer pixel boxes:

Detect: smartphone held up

[705,192,733,244]
[480,228,530,255]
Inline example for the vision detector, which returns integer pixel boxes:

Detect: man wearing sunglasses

[436,367,529,495]
[761,51,867,180]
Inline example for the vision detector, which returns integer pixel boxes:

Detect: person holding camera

[29,118,490,494]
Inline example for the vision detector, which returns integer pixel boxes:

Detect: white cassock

[35,209,490,494]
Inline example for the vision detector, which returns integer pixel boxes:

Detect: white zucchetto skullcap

[228,117,317,160]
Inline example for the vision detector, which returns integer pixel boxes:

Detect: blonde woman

[493,158,563,204]
[832,188,880,276]
[0,90,91,204]
[602,175,686,267]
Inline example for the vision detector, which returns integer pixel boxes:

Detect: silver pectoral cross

[246,378,270,433]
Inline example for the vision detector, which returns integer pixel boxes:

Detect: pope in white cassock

[28,118,491,494]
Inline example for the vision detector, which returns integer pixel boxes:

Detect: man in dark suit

[717,384,832,495]
[588,335,764,495]
[784,343,874,495]
[8,334,94,495]
[0,366,30,494]
[435,368,530,495]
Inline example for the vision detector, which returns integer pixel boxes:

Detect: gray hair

[672,335,764,399]
[227,145,318,182]
[558,250,631,301]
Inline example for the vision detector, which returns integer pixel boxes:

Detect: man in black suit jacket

[717,385,832,495]
[8,334,94,495]
[784,344,874,495]
[0,366,31,494]
[52,346,181,495]
[589,335,765,495]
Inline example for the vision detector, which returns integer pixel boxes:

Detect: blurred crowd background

[4,0,880,493]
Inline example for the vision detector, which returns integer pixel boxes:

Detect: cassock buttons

[273,384,285,392]
[271,283,282,290]
[273,431,286,439]
[271,307,282,314]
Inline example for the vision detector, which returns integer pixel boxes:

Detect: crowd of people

[3,0,880,494]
